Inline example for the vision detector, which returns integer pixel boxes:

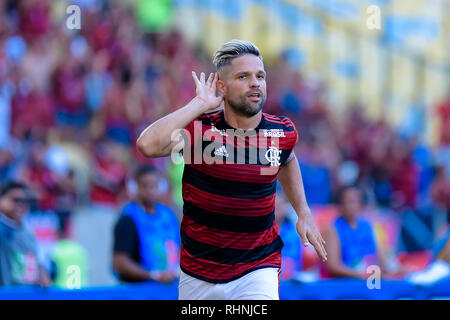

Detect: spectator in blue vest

[322,186,384,278]
[113,165,180,283]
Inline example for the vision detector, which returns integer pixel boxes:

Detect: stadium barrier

[1,279,449,300]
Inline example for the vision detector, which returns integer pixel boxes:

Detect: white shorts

[178,267,280,300]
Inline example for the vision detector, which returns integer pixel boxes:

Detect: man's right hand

[137,72,223,158]
[191,72,223,111]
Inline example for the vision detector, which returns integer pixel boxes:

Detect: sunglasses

[11,197,31,206]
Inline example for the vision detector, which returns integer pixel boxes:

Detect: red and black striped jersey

[179,109,298,283]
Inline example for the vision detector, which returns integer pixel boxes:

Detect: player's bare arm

[136,72,223,158]
[277,154,328,262]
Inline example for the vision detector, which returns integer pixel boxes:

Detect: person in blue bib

[113,165,180,283]
[322,186,384,278]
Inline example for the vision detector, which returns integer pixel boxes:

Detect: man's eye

[239,75,246,79]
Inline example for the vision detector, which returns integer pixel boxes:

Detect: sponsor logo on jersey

[214,145,229,158]
[263,129,285,138]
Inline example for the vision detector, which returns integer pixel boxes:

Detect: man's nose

[249,75,260,88]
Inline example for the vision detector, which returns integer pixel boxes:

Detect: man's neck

[223,105,262,131]
[342,215,357,229]
[138,200,155,214]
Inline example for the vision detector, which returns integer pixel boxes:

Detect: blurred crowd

[0,0,449,288]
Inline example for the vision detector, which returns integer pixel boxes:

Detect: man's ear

[216,79,226,98]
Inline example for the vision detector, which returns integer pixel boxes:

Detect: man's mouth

[247,92,262,101]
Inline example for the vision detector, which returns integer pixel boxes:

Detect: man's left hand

[296,209,327,262]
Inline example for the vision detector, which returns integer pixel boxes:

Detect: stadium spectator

[22,140,59,211]
[0,181,51,286]
[435,230,450,263]
[89,138,128,208]
[436,94,450,147]
[408,228,450,285]
[113,165,180,283]
[322,186,385,278]
[23,143,77,232]
[430,166,450,223]
[0,146,15,182]
[388,137,420,210]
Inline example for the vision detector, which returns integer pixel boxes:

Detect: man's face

[217,54,267,118]
[0,188,29,223]
[137,172,161,206]
[340,188,363,220]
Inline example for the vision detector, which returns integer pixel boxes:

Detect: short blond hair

[212,39,262,71]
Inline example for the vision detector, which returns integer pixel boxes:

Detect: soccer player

[136,39,327,300]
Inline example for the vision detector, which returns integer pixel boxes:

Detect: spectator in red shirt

[22,141,58,211]
[436,95,450,146]
[89,139,128,207]
[18,0,51,41]
[430,166,450,223]
[52,60,88,129]
[388,138,419,210]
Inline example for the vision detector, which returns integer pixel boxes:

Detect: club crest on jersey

[263,129,285,138]
[265,146,281,166]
